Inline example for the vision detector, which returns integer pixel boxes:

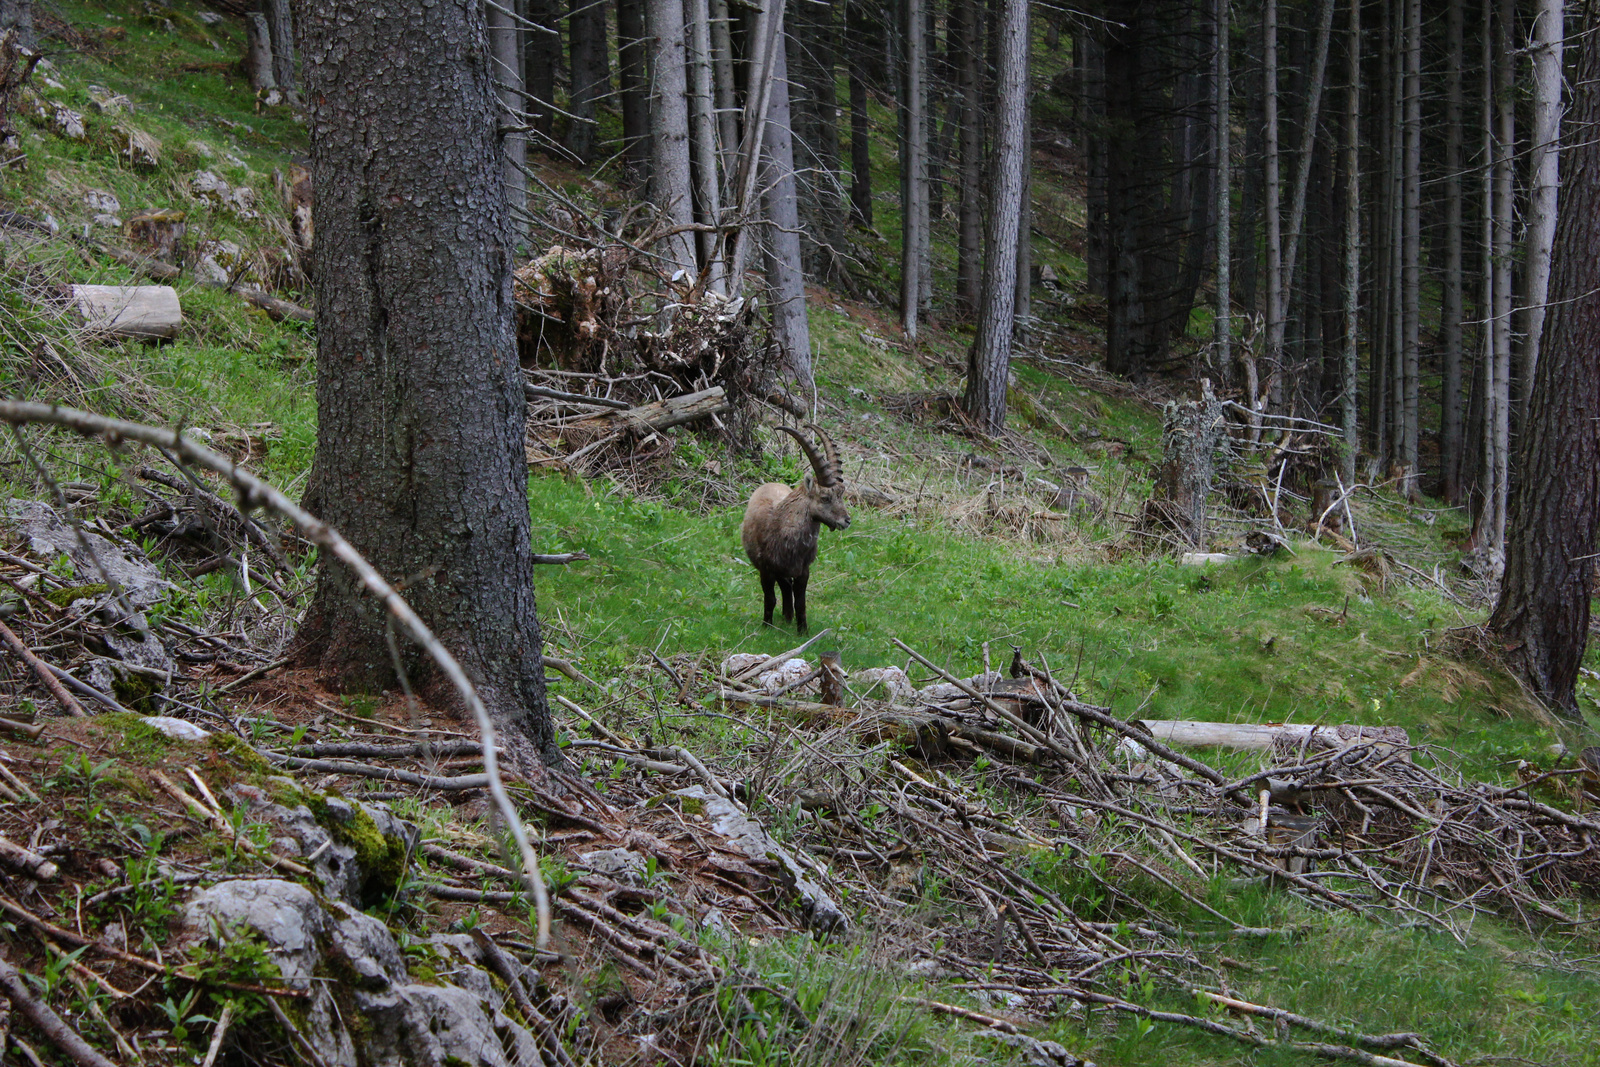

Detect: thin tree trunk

[727,0,786,293]
[649,0,697,276]
[263,0,295,91]
[761,26,813,388]
[618,0,652,185]
[900,0,927,340]
[1216,0,1232,380]
[961,0,1027,432]
[1399,0,1420,491]
[847,0,875,228]
[246,12,276,91]
[1490,0,1515,559]
[1083,28,1108,300]
[566,0,610,164]
[1441,0,1465,503]
[297,0,557,766]
[1521,0,1565,403]
[1341,0,1360,485]
[488,0,528,240]
[1489,0,1600,717]
[686,0,725,291]
[1262,0,1282,426]
[709,0,737,175]
[1015,83,1031,335]
[526,0,561,143]
[956,0,984,315]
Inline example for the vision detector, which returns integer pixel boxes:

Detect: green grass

[528,467,1548,780]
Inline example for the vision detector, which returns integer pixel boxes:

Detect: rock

[5,499,171,608]
[720,653,767,676]
[978,1029,1097,1067]
[140,716,209,741]
[86,85,132,114]
[918,670,1004,703]
[91,213,122,229]
[84,189,121,216]
[119,126,161,169]
[854,666,915,704]
[51,104,85,140]
[223,780,417,906]
[190,238,246,286]
[183,879,545,1067]
[757,657,812,694]
[676,785,848,933]
[578,847,648,885]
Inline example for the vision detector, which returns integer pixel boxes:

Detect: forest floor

[1,4,1599,1067]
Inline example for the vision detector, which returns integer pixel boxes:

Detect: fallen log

[1137,720,1410,753]
[571,385,731,435]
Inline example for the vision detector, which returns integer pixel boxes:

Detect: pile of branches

[148,626,1598,1066]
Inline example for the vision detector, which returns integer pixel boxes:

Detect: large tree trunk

[566,0,610,164]
[761,30,814,388]
[960,0,1027,432]
[617,0,652,185]
[296,0,557,766]
[1488,0,1515,559]
[1489,0,1600,718]
[648,0,697,276]
[789,0,846,285]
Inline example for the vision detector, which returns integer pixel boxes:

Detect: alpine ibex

[741,424,850,633]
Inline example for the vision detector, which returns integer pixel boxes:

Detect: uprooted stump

[1136,380,1226,549]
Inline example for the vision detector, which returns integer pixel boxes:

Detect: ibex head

[776,423,851,531]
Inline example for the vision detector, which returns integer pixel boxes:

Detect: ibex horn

[775,425,833,486]
[806,423,843,487]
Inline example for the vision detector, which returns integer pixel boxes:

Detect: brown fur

[741,425,850,633]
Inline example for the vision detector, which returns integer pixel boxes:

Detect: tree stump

[124,209,186,263]
[1139,379,1226,548]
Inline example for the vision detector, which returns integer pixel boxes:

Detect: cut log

[72,284,182,339]
[1137,720,1409,753]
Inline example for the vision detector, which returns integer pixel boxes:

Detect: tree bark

[245,12,276,91]
[1440,0,1464,503]
[961,0,1027,432]
[566,0,610,164]
[1489,0,1515,557]
[1262,0,1282,421]
[525,0,561,143]
[296,0,557,767]
[900,0,927,340]
[686,0,725,291]
[1341,0,1360,486]
[1215,0,1231,379]
[846,0,878,228]
[649,0,697,276]
[263,0,296,91]
[956,0,984,316]
[0,0,34,51]
[1398,0,1420,491]
[1520,0,1565,403]
[488,0,528,240]
[761,28,814,388]
[1489,0,1600,718]
[618,0,652,184]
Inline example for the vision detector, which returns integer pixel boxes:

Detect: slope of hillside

[1,5,1597,1067]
